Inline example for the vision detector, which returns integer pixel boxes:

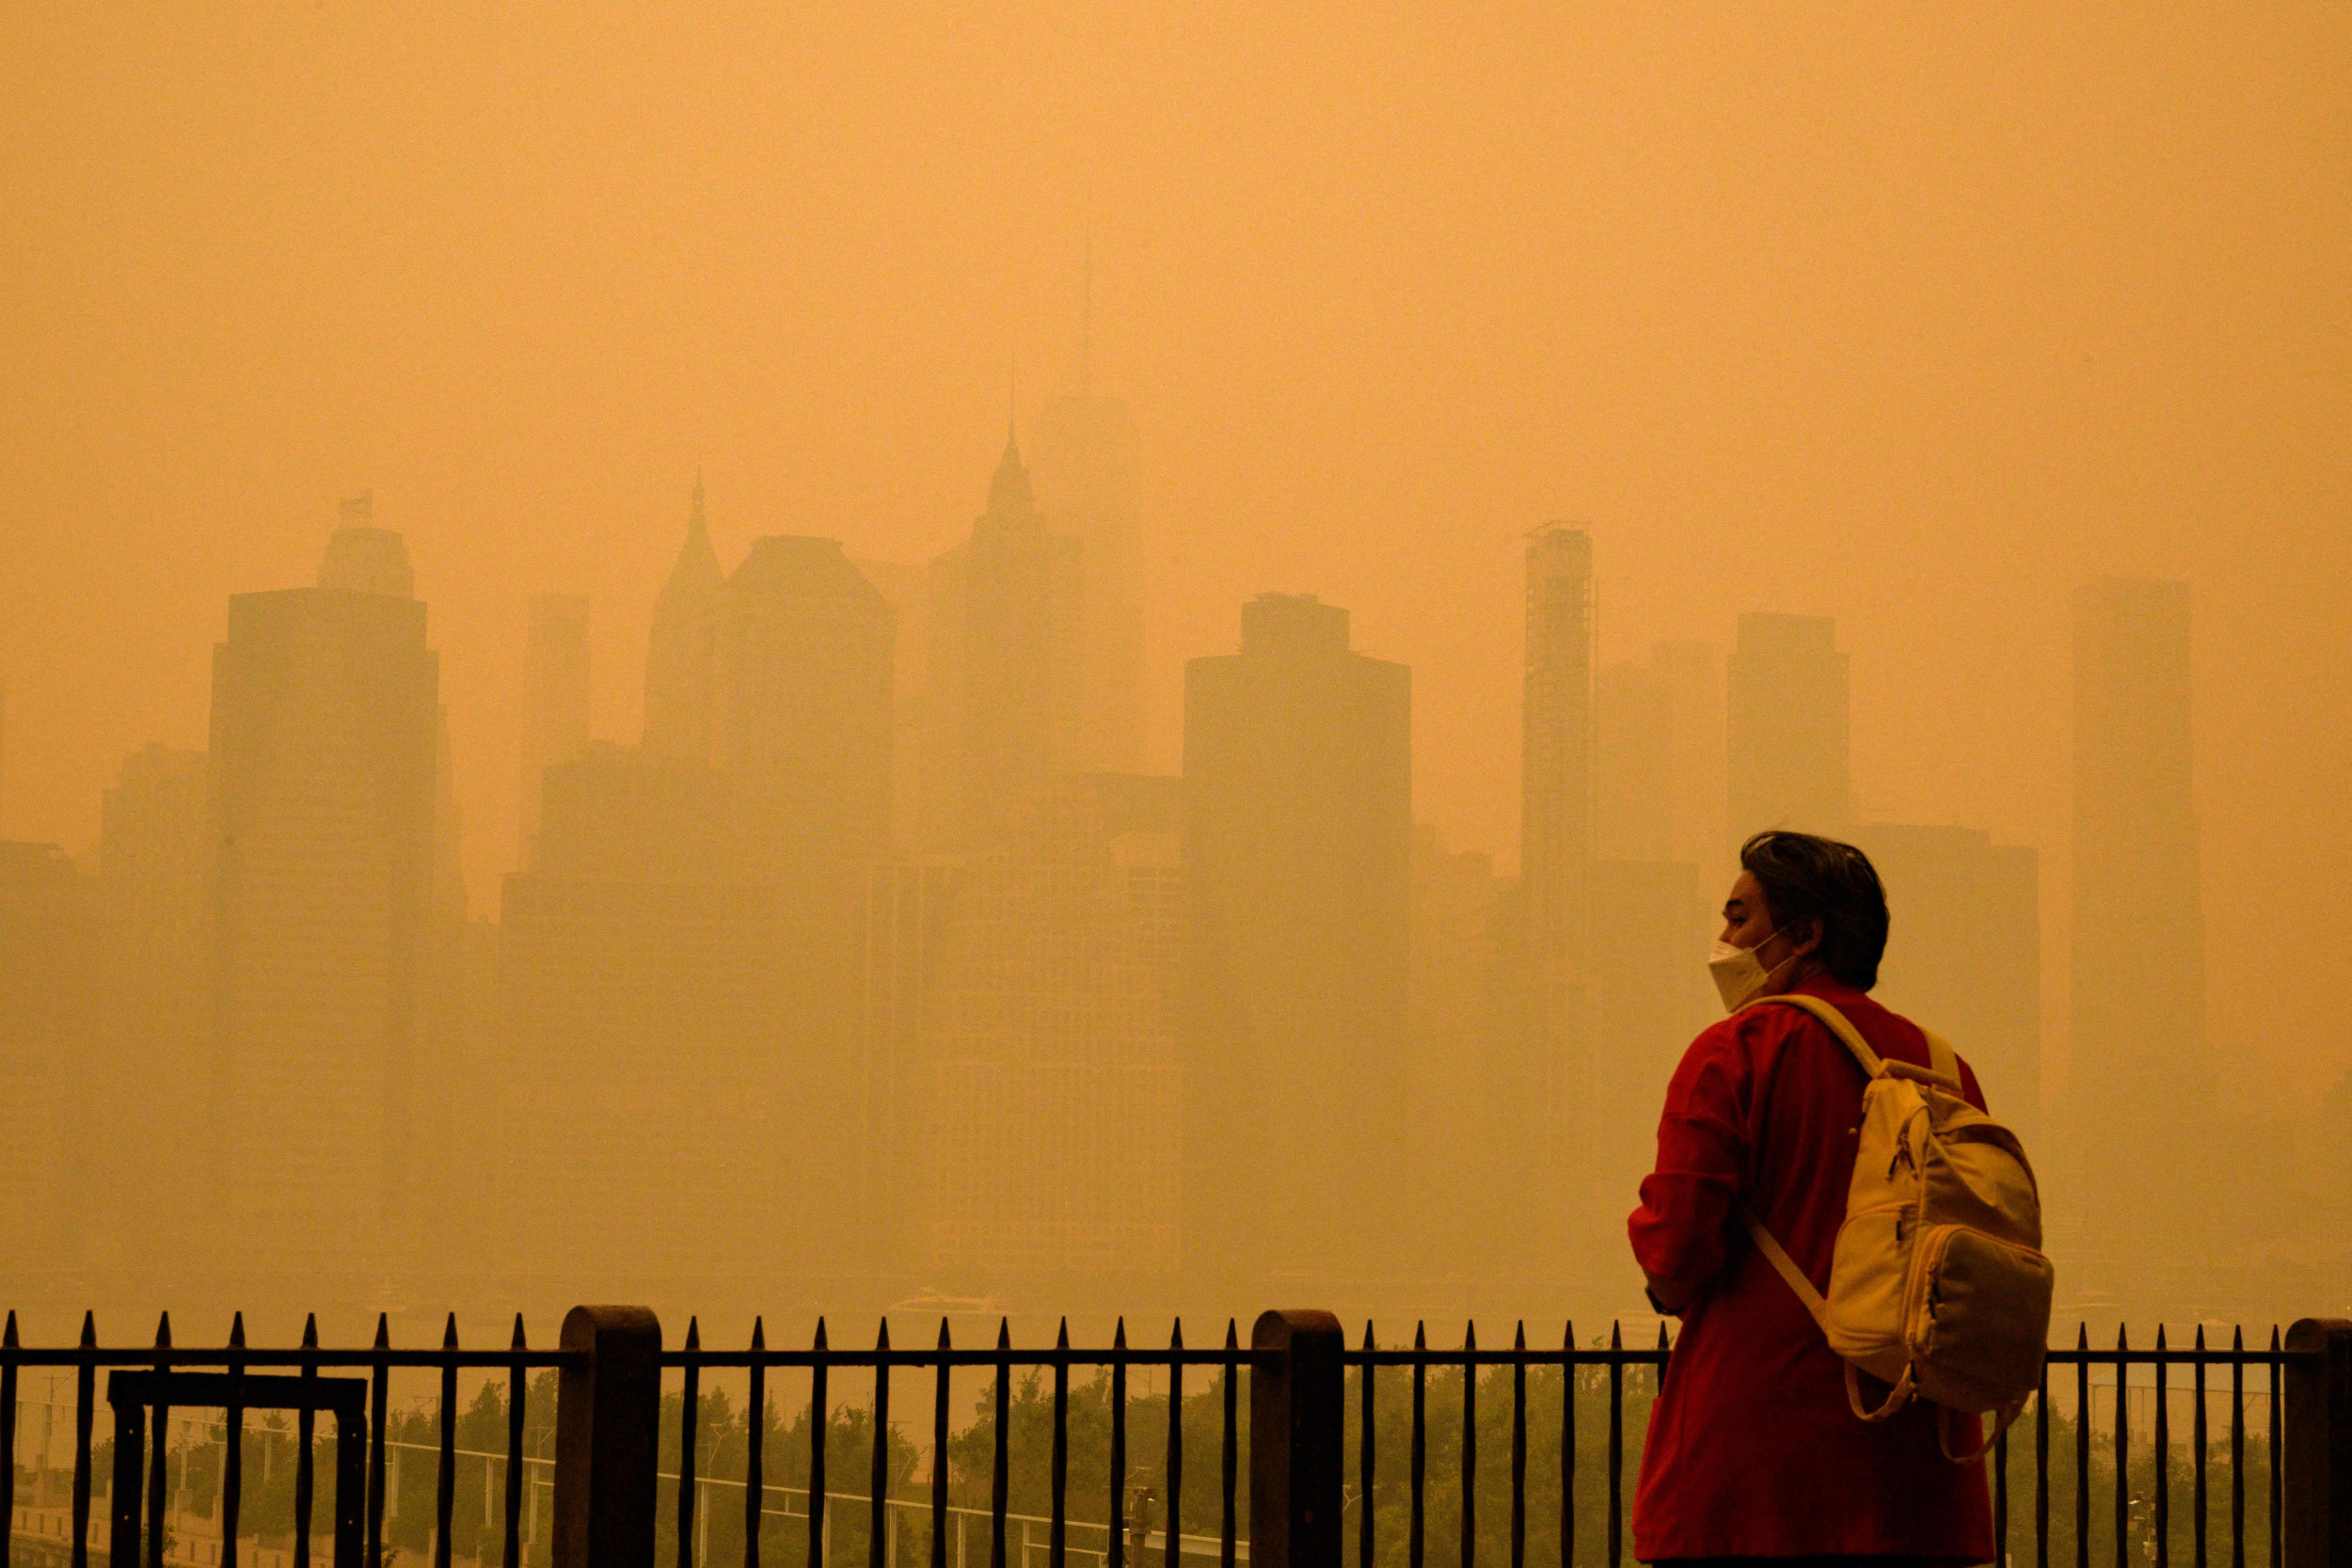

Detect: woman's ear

[1789,917,1825,958]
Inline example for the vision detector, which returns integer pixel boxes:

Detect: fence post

[554,1307,662,1568]
[1250,1310,1343,1568]
[2284,1318,2352,1568]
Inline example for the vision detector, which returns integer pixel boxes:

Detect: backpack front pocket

[1907,1223,2055,1413]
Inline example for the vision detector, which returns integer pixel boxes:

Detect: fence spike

[2119,1323,2129,1352]
[155,1312,171,1348]
[1514,1323,1525,1352]
[2158,1324,2169,1351]
[1414,1321,1426,1351]
[513,1313,527,1351]
[752,1317,767,1352]
[997,1319,1011,1352]
[373,1313,390,1350]
[304,1314,320,1349]
[1363,1322,1375,1352]
[815,1317,829,1350]
[230,1312,246,1349]
[442,1313,458,1350]
[1224,1320,1237,1352]
[1464,1321,1476,1353]
[1111,1319,1124,1350]
[686,1317,701,1351]
[941,1318,954,1351]
[1171,1319,1184,1351]
[2233,1325,2243,1352]
[81,1310,95,1347]
[1059,1320,1073,1351]
[1564,1321,1573,1352]
[1657,1323,1671,1351]
[879,1318,892,1352]
[2077,1323,2089,1351]
[1610,1321,1622,1350]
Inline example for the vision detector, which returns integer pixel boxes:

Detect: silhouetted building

[1029,392,1146,774]
[1651,640,1728,891]
[859,857,961,1268]
[1849,823,2040,1148]
[1522,525,1596,974]
[1581,859,1712,1234]
[0,842,103,1259]
[1184,594,1409,1288]
[95,743,211,1250]
[1595,662,1672,862]
[923,432,1082,851]
[711,536,895,873]
[207,515,439,1252]
[917,774,1183,1285]
[1726,612,1851,842]
[1406,825,1501,1274]
[2070,578,2210,1261]
[643,476,723,761]
[851,557,931,852]
[498,741,858,1285]
[1492,527,1597,1285]
[516,594,591,863]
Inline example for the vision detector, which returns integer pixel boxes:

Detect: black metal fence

[8,1310,2352,1568]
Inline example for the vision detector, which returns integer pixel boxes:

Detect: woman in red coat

[1628,832,1993,1568]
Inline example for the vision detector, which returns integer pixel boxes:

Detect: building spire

[989,420,1032,515]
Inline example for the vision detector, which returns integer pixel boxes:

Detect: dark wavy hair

[1739,830,1889,990]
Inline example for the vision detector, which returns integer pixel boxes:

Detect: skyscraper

[2070,578,2209,1256]
[516,594,591,863]
[1725,612,1851,844]
[207,510,439,1253]
[1849,823,2041,1147]
[917,774,1183,1287]
[1028,392,1145,774]
[1521,525,1596,974]
[924,431,1083,851]
[1183,594,1410,1289]
[643,476,723,761]
[709,535,896,873]
[97,743,212,1244]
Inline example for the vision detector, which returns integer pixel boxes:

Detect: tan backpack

[1739,993,2055,1461]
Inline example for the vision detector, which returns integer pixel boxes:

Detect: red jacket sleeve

[1628,1013,1766,1303]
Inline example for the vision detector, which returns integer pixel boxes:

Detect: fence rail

[7,1310,2351,1568]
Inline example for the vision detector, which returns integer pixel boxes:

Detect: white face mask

[1708,928,1794,1014]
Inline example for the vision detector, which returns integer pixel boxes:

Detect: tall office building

[1406,825,1501,1273]
[207,511,439,1252]
[644,476,723,761]
[1184,594,1410,1288]
[1594,661,1673,862]
[917,774,1183,1285]
[710,536,896,874]
[1849,824,2040,1147]
[96,743,212,1243]
[516,595,591,862]
[2070,578,2209,1250]
[1651,640,1728,890]
[1726,612,1851,844]
[498,741,856,1285]
[923,432,1083,851]
[0,843,102,1258]
[1492,527,1598,1284]
[1028,392,1145,774]
[1521,525,1597,972]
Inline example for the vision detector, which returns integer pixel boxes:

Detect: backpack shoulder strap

[1923,1027,1961,1087]
[1736,1204,1834,1332]
[1747,992,1884,1078]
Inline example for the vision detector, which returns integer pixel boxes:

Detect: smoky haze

[2,5,2349,1341]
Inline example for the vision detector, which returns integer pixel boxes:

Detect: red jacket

[1627,977,1994,1563]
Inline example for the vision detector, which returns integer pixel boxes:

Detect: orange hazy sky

[4,5,2348,1102]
